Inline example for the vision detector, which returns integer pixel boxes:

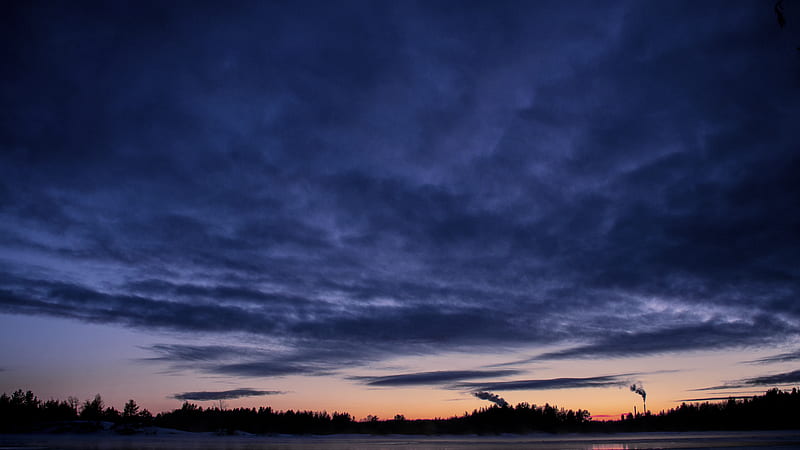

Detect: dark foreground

[4,389,800,436]
[3,430,800,450]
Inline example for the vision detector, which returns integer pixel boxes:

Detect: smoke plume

[629,383,646,402]
[473,391,509,407]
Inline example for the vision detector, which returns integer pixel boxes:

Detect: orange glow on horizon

[3,315,796,423]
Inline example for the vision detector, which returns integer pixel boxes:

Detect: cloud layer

[173,389,283,402]
[353,370,520,387]
[459,375,633,392]
[695,370,800,391]
[743,350,800,365]
[1,1,798,382]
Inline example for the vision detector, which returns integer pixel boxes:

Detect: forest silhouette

[1,388,798,435]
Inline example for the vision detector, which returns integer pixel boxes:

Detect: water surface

[2,430,800,450]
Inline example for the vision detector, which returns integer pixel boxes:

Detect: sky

[1,0,799,420]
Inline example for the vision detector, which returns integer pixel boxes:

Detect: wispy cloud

[742,370,800,386]
[458,374,633,392]
[141,343,370,378]
[534,319,792,360]
[674,396,755,403]
[742,350,800,364]
[173,389,283,401]
[352,370,520,387]
[694,369,800,391]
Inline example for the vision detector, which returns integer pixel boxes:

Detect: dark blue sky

[1,0,799,415]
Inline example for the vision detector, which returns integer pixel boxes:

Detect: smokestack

[473,391,509,408]
[630,383,647,412]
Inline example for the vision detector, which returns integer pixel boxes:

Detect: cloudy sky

[1,0,799,419]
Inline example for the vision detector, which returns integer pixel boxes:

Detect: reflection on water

[1,430,800,450]
[591,444,630,450]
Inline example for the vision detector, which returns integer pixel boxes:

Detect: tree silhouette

[79,394,104,421]
[1,388,798,434]
[122,399,139,420]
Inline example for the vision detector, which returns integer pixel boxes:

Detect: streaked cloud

[742,370,800,386]
[173,389,283,402]
[534,319,792,360]
[458,375,633,392]
[674,396,755,403]
[742,350,800,364]
[694,370,800,391]
[352,370,520,387]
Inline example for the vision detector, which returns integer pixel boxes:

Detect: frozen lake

[2,430,800,449]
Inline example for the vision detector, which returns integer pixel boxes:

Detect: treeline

[600,388,800,432]
[1,388,798,435]
[0,391,589,434]
[154,400,591,434]
[0,390,152,433]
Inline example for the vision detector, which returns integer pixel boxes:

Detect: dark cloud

[212,361,331,378]
[1,274,543,348]
[533,318,792,360]
[742,370,800,386]
[1,0,798,379]
[141,343,371,378]
[352,370,520,387]
[694,370,800,391]
[675,396,755,403]
[691,385,741,392]
[0,279,283,336]
[142,344,261,363]
[459,375,633,392]
[173,389,282,402]
[743,350,800,364]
